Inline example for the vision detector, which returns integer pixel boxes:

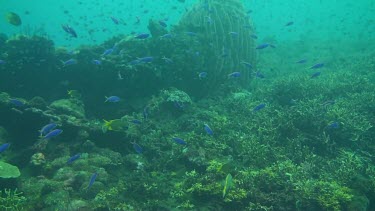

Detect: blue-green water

[0,0,375,210]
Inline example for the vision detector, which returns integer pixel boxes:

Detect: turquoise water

[2,0,374,47]
[1,0,375,210]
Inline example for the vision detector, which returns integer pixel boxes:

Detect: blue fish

[310,63,324,69]
[250,34,258,39]
[110,16,119,25]
[134,33,150,39]
[132,142,143,154]
[254,71,265,79]
[172,137,187,145]
[311,72,321,78]
[327,122,339,129]
[92,59,102,65]
[204,124,213,135]
[185,31,197,36]
[229,32,238,36]
[0,60,6,64]
[62,58,77,66]
[240,61,253,69]
[67,153,81,164]
[253,103,266,112]
[296,59,307,64]
[160,33,173,39]
[0,143,10,153]
[101,48,114,57]
[256,43,275,49]
[61,24,77,38]
[285,21,294,26]
[130,119,142,125]
[138,56,153,63]
[43,129,63,139]
[9,98,25,107]
[87,172,98,190]
[129,59,141,65]
[228,72,241,78]
[159,20,167,27]
[105,96,120,103]
[40,123,57,137]
[199,72,208,79]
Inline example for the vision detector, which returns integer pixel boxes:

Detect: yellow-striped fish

[222,173,233,198]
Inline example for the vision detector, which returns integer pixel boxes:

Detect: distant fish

[101,48,114,57]
[40,123,57,137]
[310,63,324,69]
[138,56,153,63]
[160,33,173,39]
[222,173,233,198]
[0,60,6,64]
[143,106,149,120]
[61,24,77,38]
[130,119,142,125]
[162,56,173,63]
[105,96,120,103]
[256,43,275,49]
[134,33,150,39]
[67,153,81,164]
[9,98,25,107]
[228,72,241,78]
[198,72,208,79]
[87,172,98,190]
[172,137,187,145]
[229,32,238,36]
[43,129,63,140]
[254,71,265,79]
[92,59,102,65]
[62,58,77,66]
[327,122,339,129]
[5,12,22,26]
[204,124,213,135]
[296,59,307,64]
[250,34,258,39]
[110,16,119,25]
[132,142,143,154]
[285,21,294,26]
[185,31,197,36]
[240,61,253,69]
[159,20,167,27]
[253,103,266,112]
[311,72,321,78]
[0,143,10,153]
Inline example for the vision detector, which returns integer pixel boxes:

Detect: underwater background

[0,0,375,210]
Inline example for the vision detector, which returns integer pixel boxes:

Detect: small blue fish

[40,123,57,137]
[296,59,307,64]
[129,59,141,65]
[132,142,143,154]
[162,56,173,63]
[185,31,197,36]
[327,122,339,129]
[138,56,153,63]
[250,34,258,39]
[253,103,266,112]
[61,24,77,38]
[310,63,324,69]
[0,143,10,153]
[228,72,241,78]
[130,119,142,125]
[172,137,187,145]
[160,33,173,39]
[101,48,114,57]
[92,59,102,65]
[110,16,119,25]
[311,72,321,78]
[62,58,77,66]
[285,21,294,26]
[240,61,253,69]
[204,124,213,135]
[229,32,238,36]
[256,43,275,49]
[199,72,208,79]
[254,71,265,79]
[134,33,150,39]
[0,60,6,64]
[87,172,98,190]
[67,153,81,164]
[159,20,167,27]
[105,96,120,103]
[43,129,63,139]
[9,98,25,107]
